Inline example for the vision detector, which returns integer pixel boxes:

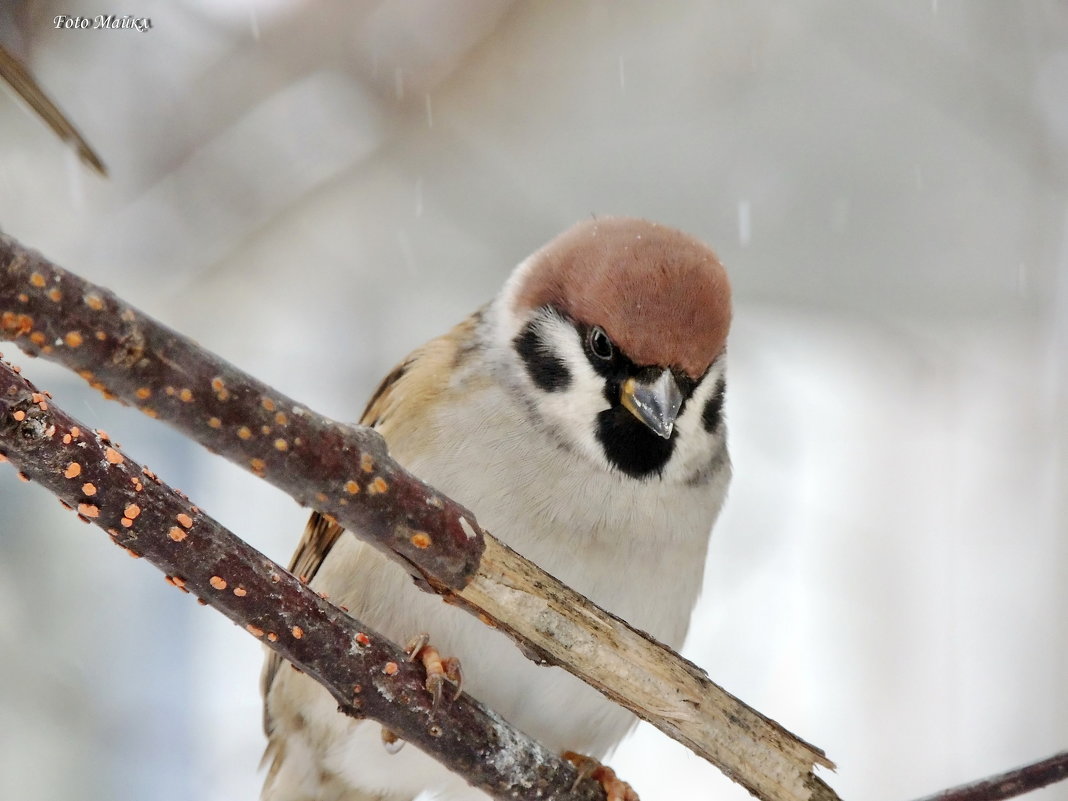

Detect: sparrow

[260,216,733,801]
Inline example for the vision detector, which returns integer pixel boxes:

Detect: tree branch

[0,355,603,801]
[0,232,835,801]
[911,751,1068,801]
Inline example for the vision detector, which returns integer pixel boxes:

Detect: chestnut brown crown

[514,217,732,379]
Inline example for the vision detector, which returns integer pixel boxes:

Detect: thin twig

[912,750,1068,801]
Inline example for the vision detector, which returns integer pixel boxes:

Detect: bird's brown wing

[260,309,484,732]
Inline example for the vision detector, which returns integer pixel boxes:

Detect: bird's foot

[380,727,405,754]
[405,632,463,708]
[562,751,639,801]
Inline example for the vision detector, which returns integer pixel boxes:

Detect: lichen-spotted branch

[0,232,837,801]
[0,355,604,801]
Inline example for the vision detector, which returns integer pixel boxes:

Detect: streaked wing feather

[261,310,483,735]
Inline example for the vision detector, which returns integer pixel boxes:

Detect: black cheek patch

[514,321,571,392]
[701,377,726,433]
[596,407,675,479]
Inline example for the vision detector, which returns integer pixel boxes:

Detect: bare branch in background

[911,751,1068,801]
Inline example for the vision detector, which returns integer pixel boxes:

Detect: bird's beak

[620,369,683,439]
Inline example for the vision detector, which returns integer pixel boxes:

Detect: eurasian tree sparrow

[261,217,733,801]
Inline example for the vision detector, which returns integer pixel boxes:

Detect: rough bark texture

[0,356,604,801]
[0,233,484,590]
[0,232,837,801]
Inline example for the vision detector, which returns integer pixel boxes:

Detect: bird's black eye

[587,326,614,361]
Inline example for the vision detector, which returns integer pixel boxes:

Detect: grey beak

[619,369,683,439]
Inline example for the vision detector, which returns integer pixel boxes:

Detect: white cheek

[666,361,726,480]
[534,317,612,466]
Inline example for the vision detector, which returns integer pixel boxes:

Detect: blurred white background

[1,1,1065,800]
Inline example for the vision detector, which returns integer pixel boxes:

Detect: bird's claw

[405,633,463,708]
[562,751,639,801]
[380,727,405,754]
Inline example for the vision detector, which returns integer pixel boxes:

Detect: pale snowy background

[0,2,1065,800]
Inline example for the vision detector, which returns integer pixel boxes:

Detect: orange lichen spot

[120,517,134,528]
[0,453,6,463]
[28,332,45,347]
[81,483,96,496]
[17,471,30,482]
[266,632,278,642]
[104,447,123,464]
[355,632,371,646]
[274,411,288,425]
[343,480,360,495]
[209,576,227,590]
[70,426,81,438]
[410,532,432,549]
[85,293,105,311]
[207,417,221,429]
[126,548,141,558]
[47,287,62,302]
[211,379,230,402]
[368,477,388,495]
[96,429,110,442]
[172,576,187,590]
[261,397,276,412]
[291,626,304,639]
[233,587,247,597]
[31,393,44,403]
[78,503,100,518]
[315,492,327,503]
[124,504,141,520]
[360,453,374,473]
[250,457,266,475]
[64,331,83,348]
[246,624,265,638]
[95,330,106,341]
[179,388,193,402]
[120,308,135,322]
[29,272,46,288]
[164,386,176,396]
[135,387,152,400]
[64,462,82,478]
[12,410,25,421]
[236,426,252,440]
[1,311,34,336]
[383,662,399,676]
[166,527,186,542]
[176,512,193,528]
[41,345,53,354]
[274,439,288,452]
[17,293,28,303]
[260,425,272,436]
[37,400,48,411]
